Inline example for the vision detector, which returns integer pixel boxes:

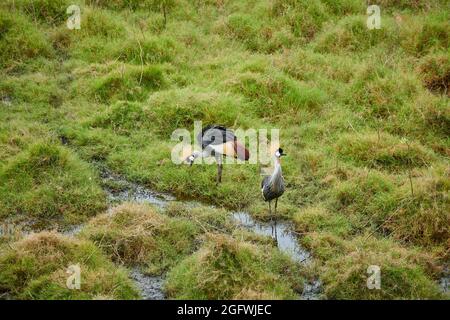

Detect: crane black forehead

[278,148,283,153]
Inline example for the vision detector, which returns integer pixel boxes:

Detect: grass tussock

[382,168,450,247]
[313,16,396,53]
[366,0,440,11]
[0,119,50,165]
[419,94,450,138]
[6,0,72,25]
[145,87,252,135]
[91,65,165,102]
[117,36,179,64]
[302,233,444,299]
[331,167,449,248]
[164,202,234,233]
[165,233,303,299]
[0,142,106,225]
[215,12,295,53]
[0,9,53,70]
[0,73,64,107]
[79,203,200,275]
[89,85,246,138]
[78,8,126,39]
[0,231,139,299]
[91,101,148,135]
[293,205,352,238]
[335,132,435,170]
[86,0,159,10]
[418,52,449,95]
[0,0,448,300]
[228,71,327,118]
[270,0,330,40]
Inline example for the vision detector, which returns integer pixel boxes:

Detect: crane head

[275,148,286,158]
[185,151,201,166]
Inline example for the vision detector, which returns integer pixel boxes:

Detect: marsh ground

[0,0,449,299]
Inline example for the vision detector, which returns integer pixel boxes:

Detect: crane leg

[215,154,223,184]
[274,198,278,245]
[216,162,222,184]
[269,200,274,238]
[269,200,272,217]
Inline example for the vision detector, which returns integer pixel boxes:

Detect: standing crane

[185,125,250,183]
[261,148,286,243]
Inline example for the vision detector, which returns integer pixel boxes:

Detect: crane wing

[261,176,270,189]
[197,125,236,148]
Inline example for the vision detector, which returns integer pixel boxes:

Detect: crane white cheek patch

[275,151,281,157]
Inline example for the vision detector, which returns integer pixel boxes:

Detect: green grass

[418,52,450,95]
[165,233,303,299]
[293,205,353,237]
[302,233,445,299]
[91,65,165,102]
[0,8,53,70]
[229,71,327,118]
[0,231,139,299]
[0,142,106,226]
[0,0,448,300]
[6,0,73,25]
[335,132,435,170]
[79,203,200,275]
[0,73,65,107]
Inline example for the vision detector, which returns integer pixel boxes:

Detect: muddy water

[4,167,446,299]
[440,267,449,294]
[99,170,173,300]
[231,212,322,299]
[231,212,311,264]
[103,171,450,300]
[61,170,174,299]
[100,170,175,208]
[129,268,165,300]
[98,169,322,300]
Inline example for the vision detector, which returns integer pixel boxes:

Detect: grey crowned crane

[185,125,250,183]
[261,148,286,242]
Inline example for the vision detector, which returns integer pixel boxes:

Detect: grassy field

[0,0,449,299]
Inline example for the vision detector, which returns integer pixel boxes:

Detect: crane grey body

[185,125,250,184]
[261,148,286,243]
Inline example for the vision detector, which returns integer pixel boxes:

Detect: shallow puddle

[231,212,311,264]
[100,169,322,299]
[231,211,321,299]
[440,267,449,294]
[129,268,165,300]
[13,168,448,300]
[101,170,175,208]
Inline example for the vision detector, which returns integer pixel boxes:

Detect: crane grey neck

[269,158,283,187]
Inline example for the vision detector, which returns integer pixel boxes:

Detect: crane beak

[281,153,287,157]
[185,156,194,166]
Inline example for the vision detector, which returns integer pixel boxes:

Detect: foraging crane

[185,125,250,183]
[261,148,286,242]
